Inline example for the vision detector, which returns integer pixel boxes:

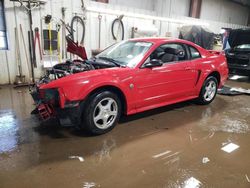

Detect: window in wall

[0,0,7,50]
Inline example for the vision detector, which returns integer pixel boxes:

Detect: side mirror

[143,59,163,68]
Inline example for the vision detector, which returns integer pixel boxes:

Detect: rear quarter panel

[195,51,228,94]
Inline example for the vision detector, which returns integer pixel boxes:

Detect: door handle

[185,67,191,70]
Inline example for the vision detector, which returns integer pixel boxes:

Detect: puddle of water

[0,110,18,153]
[199,114,250,134]
[93,138,116,163]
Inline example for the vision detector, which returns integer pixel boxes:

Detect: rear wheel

[197,76,218,105]
[82,91,121,135]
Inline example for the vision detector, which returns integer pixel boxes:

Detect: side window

[149,43,187,64]
[189,46,201,59]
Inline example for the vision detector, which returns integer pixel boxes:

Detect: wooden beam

[96,0,109,3]
[189,0,202,18]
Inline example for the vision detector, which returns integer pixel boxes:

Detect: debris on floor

[68,155,84,162]
[162,151,180,160]
[246,174,250,183]
[218,86,250,96]
[83,182,96,188]
[202,157,210,164]
[152,150,171,159]
[189,130,193,143]
[183,177,202,188]
[164,156,180,165]
[221,143,240,153]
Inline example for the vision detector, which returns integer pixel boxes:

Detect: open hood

[228,29,250,48]
[66,36,88,60]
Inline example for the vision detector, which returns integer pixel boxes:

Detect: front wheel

[196,76,218,105]
[82,91,121,135]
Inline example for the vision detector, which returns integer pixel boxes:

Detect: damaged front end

[30,86,60,121]
[29,35,89,123]
[30,84,82,126]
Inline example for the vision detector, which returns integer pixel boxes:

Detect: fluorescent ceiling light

[221,143,240,153]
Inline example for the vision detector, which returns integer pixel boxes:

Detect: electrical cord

[111,16,124,41]
[70,16,85,45]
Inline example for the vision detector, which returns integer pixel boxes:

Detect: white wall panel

[154,0,190,17]
[200,0,249,25]
[109,0,154,11]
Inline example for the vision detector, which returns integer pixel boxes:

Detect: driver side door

[134,43,198,111]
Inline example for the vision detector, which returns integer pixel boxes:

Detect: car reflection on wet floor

[0,110,18,153]
[0,76,250,188]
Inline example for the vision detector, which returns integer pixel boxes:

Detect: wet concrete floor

[0,76,250,188]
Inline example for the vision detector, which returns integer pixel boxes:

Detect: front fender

[60,74,135,113]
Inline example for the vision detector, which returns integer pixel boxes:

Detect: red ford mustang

[31,38,228,135]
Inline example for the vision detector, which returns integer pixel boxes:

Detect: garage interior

[0,0,250,187]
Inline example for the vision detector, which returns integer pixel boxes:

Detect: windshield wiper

[98,56,126,67]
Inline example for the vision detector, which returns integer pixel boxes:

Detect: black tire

[196,76,218,105]
[82,91,121,135]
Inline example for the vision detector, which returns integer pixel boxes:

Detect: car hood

[40,67,132,89]
[228,29,250,48]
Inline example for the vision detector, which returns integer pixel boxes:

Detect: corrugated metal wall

[0,0,248,84]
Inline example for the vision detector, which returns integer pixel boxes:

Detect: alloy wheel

[93,97,118,129]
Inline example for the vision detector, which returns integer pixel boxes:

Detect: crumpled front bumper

[30,85,82,126]
[37,103,54,121]
[30,86,56,121]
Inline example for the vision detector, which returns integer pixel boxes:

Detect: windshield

[234,44,250,51]
[96,41,152,68]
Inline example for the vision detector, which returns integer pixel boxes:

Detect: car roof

[128,37,194,45]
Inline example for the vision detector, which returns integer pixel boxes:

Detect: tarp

[179,25,214,50]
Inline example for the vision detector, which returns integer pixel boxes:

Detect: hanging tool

[81,0,85,11]
[13,2,23,84]
[28,31,35,82]
[92,14,102,56]
[27,1,37,69]
[34,27,42,60]
[56,23,61,63]
[98,14,102,49]
[20,24,32,82]
[61,7,66,59]
[5,51,11,84]
[14,27,26,85]
[11,0,47,83]
[42,14,60,68]
[45,15,53,55]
